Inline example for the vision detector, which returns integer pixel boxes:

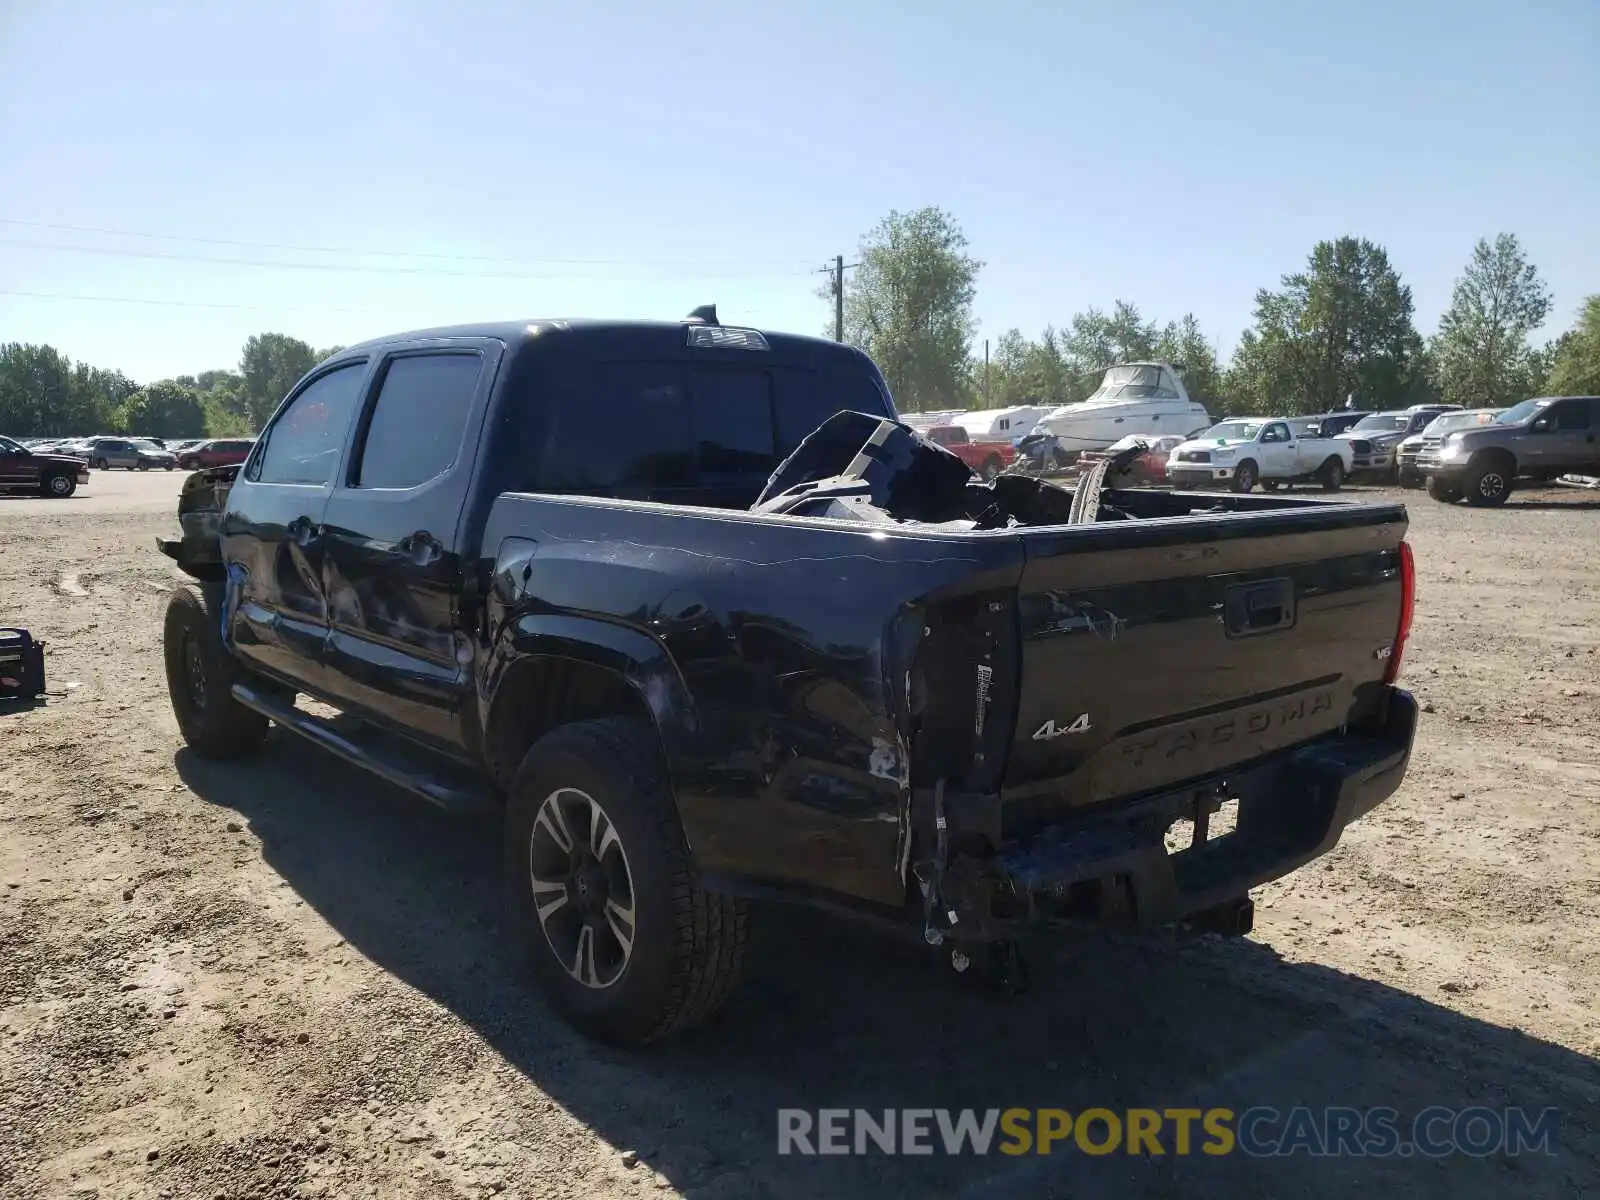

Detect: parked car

[84,437,178,470]
[1303,411,1371,438]
[0,434,92,497]
[1396,409,1503,487]
[1420,396,1600,506]
[1333,409,1459,481]
[177,438,255,469]
[156,314,1417,1044]
[924,424,1016,479]
[1076,433,1187,486]
[1166,417,1353,492]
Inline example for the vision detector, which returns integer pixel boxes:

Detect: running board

[230,683,498,814]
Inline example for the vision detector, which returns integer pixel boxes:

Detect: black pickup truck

[159,314,1418,1044]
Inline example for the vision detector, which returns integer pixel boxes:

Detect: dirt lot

[1,471,1597,1199]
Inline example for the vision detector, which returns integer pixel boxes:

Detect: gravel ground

[1,471,1597,1199]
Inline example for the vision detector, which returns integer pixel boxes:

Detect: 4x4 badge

[1033,713,1092,740]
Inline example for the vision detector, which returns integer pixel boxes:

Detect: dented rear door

[1000,505,1408,832]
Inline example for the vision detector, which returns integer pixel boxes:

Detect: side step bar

[230,683,498,814]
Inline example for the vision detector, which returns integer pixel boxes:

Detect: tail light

[1384,541,1415,685]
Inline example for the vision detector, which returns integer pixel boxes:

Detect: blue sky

[2,0,1595,382]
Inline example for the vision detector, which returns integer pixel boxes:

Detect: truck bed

[479,483,1411,919]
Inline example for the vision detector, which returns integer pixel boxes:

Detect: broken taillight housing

[1384,540,1415,685]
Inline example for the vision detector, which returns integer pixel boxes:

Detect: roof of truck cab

[333,319,877,369]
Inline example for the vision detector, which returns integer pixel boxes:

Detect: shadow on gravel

[175,743,1600,1200]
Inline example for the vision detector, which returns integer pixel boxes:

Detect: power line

[0,238,818,281]
[0,288,381,314]
[0,216,813,271]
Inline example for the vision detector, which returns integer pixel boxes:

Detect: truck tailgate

[1001,503,1408,832]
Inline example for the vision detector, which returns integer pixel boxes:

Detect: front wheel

[92,457,108,470]
[137,461,150,471]
[503,718,747,1045]
[1398,468,1421,488]
[1231,460,1258,493]
[162,583,271,759]
[40,472,76,498]
[1426,476,1463,503]
[1464,462,1512,507]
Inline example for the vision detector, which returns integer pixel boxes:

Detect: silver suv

[1419,396,1600,506]
[86,438,179,471]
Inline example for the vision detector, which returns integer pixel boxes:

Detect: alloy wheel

[527,787,636,990]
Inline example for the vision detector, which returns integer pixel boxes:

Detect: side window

[354,354,481,489]
[1153,370,1181,399]
[686,367,776,482]
[1262,422,1289,443]
[539,363,691,491]
[1553,401,1590,432]
[998,418,1010,431]
[254,364,366,486]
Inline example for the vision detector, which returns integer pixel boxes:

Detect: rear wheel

[137,461,149,471]
[1464,461,1512,507]
[503,718,747,1044]
[1318,458,1345,492]
[1261,479,1281,492]
[92,457,108,470]
[39,472,76,499]
[162,583,271,759]
[1231,459,1258,493]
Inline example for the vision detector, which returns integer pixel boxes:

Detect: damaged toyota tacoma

[158,313,1418,1045]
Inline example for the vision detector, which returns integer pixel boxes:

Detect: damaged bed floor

[1,471,1597,1199]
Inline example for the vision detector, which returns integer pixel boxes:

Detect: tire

[39,471,76,499]
[1261,479,1281,492]
[1231,459,1258,493]
[164,463,175,471]
[1463,461,1512,507]
[1318,458,1345,492]
[980,456,1002,481]
[162,582,271,759]
[1426,476,1463,503]
[137,461,150,471]
[1398,468,1420,489]
[503,717,747,1045]
[92,457,108,470]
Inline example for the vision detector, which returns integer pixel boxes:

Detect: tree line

[0,333,340,438]
[836,208,1600,415]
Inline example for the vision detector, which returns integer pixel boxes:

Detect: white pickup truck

[1165,417,1354,493]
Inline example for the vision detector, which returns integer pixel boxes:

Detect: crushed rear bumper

[935,690,1417,939]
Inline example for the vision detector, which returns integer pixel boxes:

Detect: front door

[318,343,497,751]
[1521,399,1596,476]
[221,360,371,692]
[1257,421,1294,475]
[0,439,40,489]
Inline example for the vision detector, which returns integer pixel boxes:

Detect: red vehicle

[0,435,91,498]
[177,438,255,469]
[924,424,1016,480]
[1076,434,1188,486]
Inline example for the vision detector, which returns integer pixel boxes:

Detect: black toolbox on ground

[0,628,45,703]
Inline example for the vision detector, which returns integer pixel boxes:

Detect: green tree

[837,207,982,412]
[117,380,208,438]
[1153,314,1224,410]
[1433,234,1552,408]
[1225,237,1427,414]
[1546,296,1600,396]
[240,333,318,426]
[0,343,130,434]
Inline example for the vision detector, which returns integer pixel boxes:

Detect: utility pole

[819,255,858,343]
[983,339,990,407]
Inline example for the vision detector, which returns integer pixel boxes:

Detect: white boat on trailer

[1035,362,1211,454]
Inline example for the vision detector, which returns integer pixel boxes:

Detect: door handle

[398,530,443,566]
[287,516,322,546]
